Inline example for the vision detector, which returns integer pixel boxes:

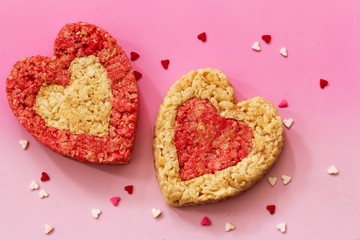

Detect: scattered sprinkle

[29,180,39,190]
[251,41,261,51]
[278,99,288,108]
[327,165,339,175]
[19,140,29,150]
[267,177,277,186]
[133,70,142,81]
[39,189,49,199]
[266,204,276,215]
[124,185,134,195]
[200,216,211,226]
[44,224,54,234]
[130,51,140,61]
[320,79,329,89]
[152,208,162,218]
[91,209,102,219]
[225,222,235,232]
[276,222,287,233]
[282,175,292,185]
[280,47,288,57]
[40,172,50,182]
[110,196,121,206]
[283,118,294,129]
[197,32,207,42]
[161,59,170,69]
[261,35,272,44]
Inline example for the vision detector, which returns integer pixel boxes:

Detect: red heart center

[174,98,254,180]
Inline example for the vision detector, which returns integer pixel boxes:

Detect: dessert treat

[153,68,283,206]
[6,22,138,164]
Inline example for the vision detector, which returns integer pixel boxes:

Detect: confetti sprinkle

[40,172,50,182]
[110,196,121,206]
[124,185,134,195]
[29,180,39,190]
[267,177,277,186]
[225,222,235,232]
[276,222,286,233]
[266,204,276,215]
[280,47,288,57]
[283,118,294,129]
[161,59,170,69]
[281,175,291,185]
[130,51,140,61]
[133,70,142,81]
[152,208,162,218]
[197,32,207,42]
[19,140,29,150]
[44,224,54,234]
[39,189,49,199]
[91,209,101,219]
[261,35,271,44]
[320,79,329,89]
[278,99,288,108]
[251,41,261,51]
[200,216,211,226]
[327,165,339,175]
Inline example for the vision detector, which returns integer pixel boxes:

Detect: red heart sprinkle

[261,35,272,44]
[161,59,170,70]
[124,185,134,195]
[320,79,328,89]
[266,204,276,215]
[278,99,288,108]
[200,216,211,226]
[110,196,121,206]
[133,70,142,81]
[197,32,207,42]
[130,51,140,61]
[40,172,50,182]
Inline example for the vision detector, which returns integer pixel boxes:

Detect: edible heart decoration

[6,22,138,164]
[154,68,284,206]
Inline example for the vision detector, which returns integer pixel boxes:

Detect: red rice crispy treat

[6,22,138,164]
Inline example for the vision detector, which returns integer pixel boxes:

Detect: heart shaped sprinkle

[252,41,261,51]
[110,196,121,206]
[19,140,29,150]
[40,172,50,182]
[283,118,294,129]
[282,175,291,185]
[161,59,170,69]
[225,222,235,232]
[91,209,101,219]
[133,70,142,81]
[278,99,288,108]
[266,204,276,214]
[44,224,54,234]
[276,222,286,233]
[280,47,288,57]
[320,79,329,89]
[29,180,39,190]
[261,35,271,44]
[152,208,162,218]
[39,189,49,199]
[327,165,339,175]
[200,216,211,226]
[267,177,277,186]
[130,51,140,61]
[124,185,134,195]
[197,32,207,42]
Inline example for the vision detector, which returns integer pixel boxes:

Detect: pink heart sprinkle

[200,216,211,226]
[124,185,134,195]
[261,35,271,44]
[133,70,142,81]
[278,99,288,108]
[110,196,121,206]
[320,79,328,89]
[41,172,50,182]
[130,51,140,61]
[266,204,276,215]
[161,59,170,70]
[197,32,207,42]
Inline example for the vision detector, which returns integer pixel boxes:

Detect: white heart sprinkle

[152,208,162,218]
[280,47,288,57]
[44,224,54,234]
[39,189,49,199]
[91,209,101,219]
[282,175,292,185]
[225,222,235,232]
[267,177,277,186]
[29,180,39,190]
[276,222,286,233]
[283,118,294,128]
[252,41,261,51]
[19,140,29,150]
[327,165,339,175]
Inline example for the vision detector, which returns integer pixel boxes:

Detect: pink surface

[1,0,360,239]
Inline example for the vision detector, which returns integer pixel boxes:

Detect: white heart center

[152,208,162,218]
[91,209,101,218]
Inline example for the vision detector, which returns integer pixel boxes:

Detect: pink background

[1,0,360,239]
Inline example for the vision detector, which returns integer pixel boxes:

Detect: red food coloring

[200,216,211,226]
[40,172,50,182]
[266,204,276,215]
[133,70,142,81]
[320,79,329,89]
[278,99,288,108]
[161,59,170,70]
[110,196,121,206]
[124,185,134,195]
[261,35,272,44]
[130,51,140,61]
[197,32,207,42]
